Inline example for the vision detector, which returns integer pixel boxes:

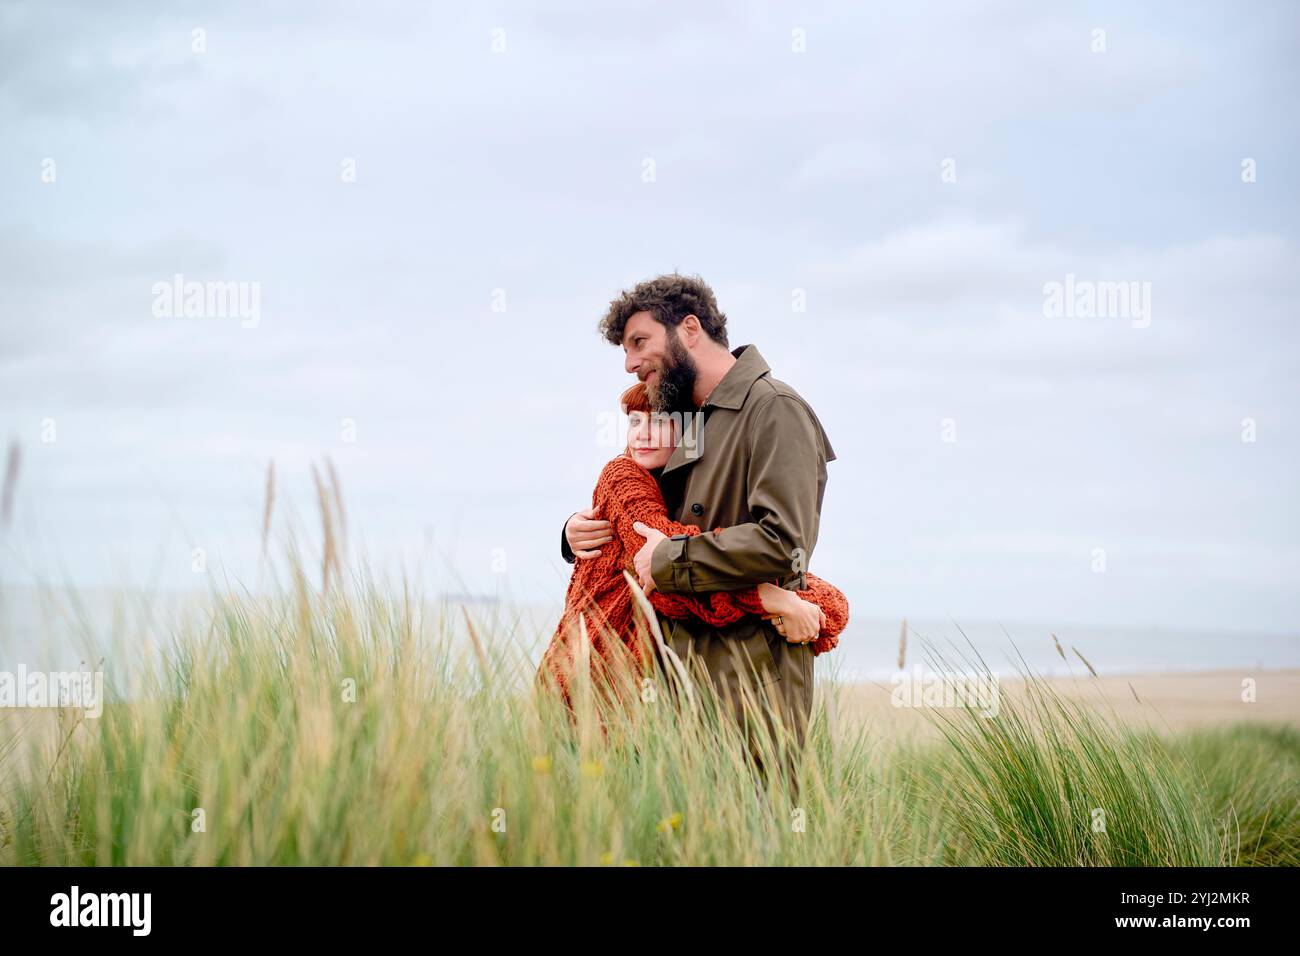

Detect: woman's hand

[757,584,824,644]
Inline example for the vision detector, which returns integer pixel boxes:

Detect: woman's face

[627,410,678,469]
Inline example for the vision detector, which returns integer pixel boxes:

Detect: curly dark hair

[598,273,729,348]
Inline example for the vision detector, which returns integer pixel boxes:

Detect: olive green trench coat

[647,345,835,752]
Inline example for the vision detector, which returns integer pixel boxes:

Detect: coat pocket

[724,616,781,689]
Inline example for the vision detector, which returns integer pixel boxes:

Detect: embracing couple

[537,273,847,777]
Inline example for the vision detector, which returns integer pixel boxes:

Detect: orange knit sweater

[538,454,849,708]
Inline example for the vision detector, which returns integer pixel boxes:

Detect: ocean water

[821,617,1300,683]
[2,586,1297,690]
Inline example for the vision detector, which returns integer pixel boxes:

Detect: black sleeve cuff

[561,514,576,564]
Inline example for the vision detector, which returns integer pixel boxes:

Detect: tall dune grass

[921,641,1226,866]
[0,482,1294,866]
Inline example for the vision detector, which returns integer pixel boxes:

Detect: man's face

[622,311,698,414]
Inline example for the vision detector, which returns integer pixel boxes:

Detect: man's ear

[679,314,701,347]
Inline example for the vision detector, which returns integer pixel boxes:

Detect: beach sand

[3,671,1296,765]
[829,669,1300,743]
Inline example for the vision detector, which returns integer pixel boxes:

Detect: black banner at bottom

[0,865,1281,941]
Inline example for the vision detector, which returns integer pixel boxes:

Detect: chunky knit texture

[538,454,849,709]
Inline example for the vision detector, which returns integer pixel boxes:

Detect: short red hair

[620,381,652,415]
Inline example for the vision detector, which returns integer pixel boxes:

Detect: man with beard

[559,273,837,792]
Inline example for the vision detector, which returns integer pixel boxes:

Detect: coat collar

[702,344,769,411]
[660,344,769,476]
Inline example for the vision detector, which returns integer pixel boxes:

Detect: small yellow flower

[580,760,604,779]
[621,859,640,867]
[656,812,683,833]
[532,754,552,774]
[599,851,614,866]
[408,854,433,866]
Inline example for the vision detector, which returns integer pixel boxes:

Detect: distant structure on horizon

[437,592,501,607]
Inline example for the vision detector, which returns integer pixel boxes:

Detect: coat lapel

[661,407,705,477]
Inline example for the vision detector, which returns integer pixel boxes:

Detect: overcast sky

[1,0,1297,635]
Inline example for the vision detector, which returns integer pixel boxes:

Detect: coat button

[691,503,703,516]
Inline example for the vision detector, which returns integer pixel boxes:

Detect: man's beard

[648,328,699,416]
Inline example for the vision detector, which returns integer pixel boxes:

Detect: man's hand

[631,521,667,594]
[565,507,612,560]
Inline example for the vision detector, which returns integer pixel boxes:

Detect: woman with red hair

[538,382,848,713]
